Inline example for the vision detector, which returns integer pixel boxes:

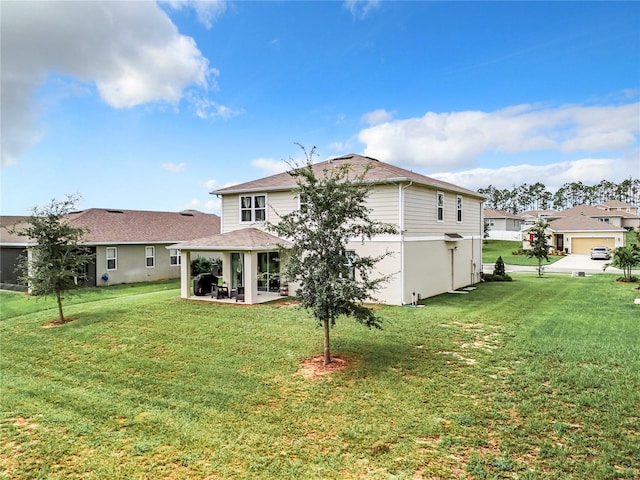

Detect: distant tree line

[478,178,640,213]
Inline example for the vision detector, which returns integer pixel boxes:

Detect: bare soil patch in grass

[42,316,78,328]
[299,354,351,379]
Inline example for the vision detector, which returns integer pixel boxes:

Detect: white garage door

[571,237,615,254]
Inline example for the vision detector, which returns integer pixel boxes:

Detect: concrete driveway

[484,254,626,275]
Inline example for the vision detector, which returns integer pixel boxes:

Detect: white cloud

[198,179,219,190]
[165,0,228,29]
[251,157,289,176]
[162,162,186,173]
[361,108,395,126]
[186,197,221,213]
[431,156,638,193]
[358,102,640,170]
[190,95,243,119]
[344,0,381,20]
[1,1,216,166]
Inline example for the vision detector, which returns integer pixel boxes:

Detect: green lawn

[1,275,639,479]
[482,240,564,266]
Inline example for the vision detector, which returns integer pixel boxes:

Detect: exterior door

[231,253,244,289]
[257,251,280,292]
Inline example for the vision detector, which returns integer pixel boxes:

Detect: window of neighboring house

[170,249,181,266]
[488,219,496,227]
[457,195,463,223]
[598,217,610,223]
[240,194,267,223]
[106,247,117,270]
[436,191,444,222]
[146,246,155,268]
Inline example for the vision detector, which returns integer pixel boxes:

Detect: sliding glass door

[257,251,280,292]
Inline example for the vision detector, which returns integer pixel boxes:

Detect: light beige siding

[404,185,483,237]
[366,184,400,225]
[346,240,402,304]
[221,191,298,233]
[403,237,482,303]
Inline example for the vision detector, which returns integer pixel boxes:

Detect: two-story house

[172,154,485,305]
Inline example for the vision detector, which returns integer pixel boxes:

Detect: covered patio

[168,228,292,305]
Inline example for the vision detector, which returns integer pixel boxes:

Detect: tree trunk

[56,291,65,322]
[323,318,331,365]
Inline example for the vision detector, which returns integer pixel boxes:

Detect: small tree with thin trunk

[10,195,94,323]
[269,146,398,365]
[526,219,551,277]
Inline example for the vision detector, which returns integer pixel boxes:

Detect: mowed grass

[1,274,639,479]
[482,240,563,266]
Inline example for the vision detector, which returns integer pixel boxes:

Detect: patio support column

[244,251,258,304]
[180,250,191,298]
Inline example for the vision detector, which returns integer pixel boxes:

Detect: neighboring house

[519,209,558,226]
[595,200,640,230]
[0,216,28,289]
[483,208,523,240]
[522,204,627,254]
[171,154,486,305]
[0,209,220,289]
[597,199,640,216]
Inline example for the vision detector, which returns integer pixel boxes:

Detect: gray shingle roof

[213,154,484,199]
[1,209,220,246]
[547,215,625,232]
[484,208,521,219]
[169,228,290,251]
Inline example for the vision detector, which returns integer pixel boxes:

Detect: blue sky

[2,0,638,215]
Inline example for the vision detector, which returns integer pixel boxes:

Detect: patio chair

[235,286,245,302]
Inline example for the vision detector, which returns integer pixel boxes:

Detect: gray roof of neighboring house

[547,215,625,232]
[169,228,290,251]
[598,200,638,208]
[213,154,485,199]
[556,204,639,220]
[519,209,558,219]
[483,208,522,219]
[1,209,220,246]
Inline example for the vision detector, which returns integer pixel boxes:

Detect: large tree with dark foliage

[269,146,398,365]
[10,195,94,323]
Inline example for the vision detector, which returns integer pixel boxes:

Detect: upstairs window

[457,195,463,223]
[436,191,444,222]
[106,247,117,270]
[299,193,309,213]
[240,194,266,223]
[145,246,155,268]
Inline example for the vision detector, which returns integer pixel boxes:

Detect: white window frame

[106,247,117,271]
[170,248,181,266]
[457,195,463,223]
[342,250,357,280]
[240,194,267,223]
[298,193,309,213]
[436,191,444,222]
[145,246,155,268]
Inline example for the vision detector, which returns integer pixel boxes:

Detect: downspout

[399,181,412,304]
